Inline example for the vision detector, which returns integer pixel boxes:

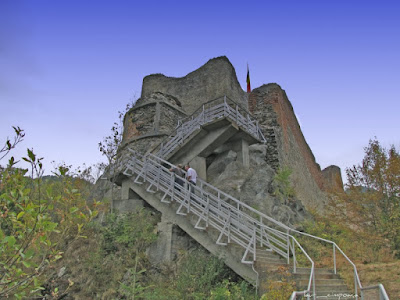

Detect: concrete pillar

[237,139,249,169]
[189,156,207,181]
[121,179,134,200]
[114,179,144,213]
[147,213,174,263]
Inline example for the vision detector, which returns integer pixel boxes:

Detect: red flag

[246,64,251,93]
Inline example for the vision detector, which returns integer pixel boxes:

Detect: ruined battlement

[141,56,247,114]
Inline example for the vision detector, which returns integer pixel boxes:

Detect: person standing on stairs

[185,163,197,194]
[169,164,184,190]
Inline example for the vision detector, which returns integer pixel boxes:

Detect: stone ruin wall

[141,56,247,115]
[119,57,342,211]
[249,83,328,209]
[121,92,187,154]
[322,165,344,192]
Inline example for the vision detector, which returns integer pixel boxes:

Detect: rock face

[141,56,247,115]
[207,144,309,225]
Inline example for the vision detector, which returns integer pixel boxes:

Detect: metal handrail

[361,284,389,300]
[287,228,363,297]
[120,150,316,298]
[118,96,387,298]
[121,151,369,298]
[152,95,266,158]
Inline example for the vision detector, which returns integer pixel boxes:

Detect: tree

[98,101,135,166]
[98,100,135,208]
[344,138,400,254]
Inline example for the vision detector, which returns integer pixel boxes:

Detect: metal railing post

[236,105,239,123]
[253,227,257,261]
[312,270,316,300]
[170,171,175,200]
[287,229,290,264]
[333,244,337,274]
[144,157,148,182]
[354,269,358,298]
[223,95,227,117]
[228,209,231,243]
[292,238,297,273]
[206,194,210,227]
[156,165,161,190]
[259,216,263,247]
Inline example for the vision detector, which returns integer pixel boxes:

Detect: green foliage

[77,210,159,298]
[260,266,295,300]
[0,126,24,161]
[101,210,158,254]
[168,250,255,300]
[210,280,255,300]
[273,166,295,203]
[0,128,100,298]
[345,139,400,254]
[175,250,227,299]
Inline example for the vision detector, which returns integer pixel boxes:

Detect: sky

[1,0,399,182]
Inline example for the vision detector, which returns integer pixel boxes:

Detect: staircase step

[295,267,335,275]
[313,290,357,298]
[255,261,288,270]
[297,279,346,287]
[256,255,286,263]
[256,251,283,258]
[314,286,349,292]
[293,272,340,280]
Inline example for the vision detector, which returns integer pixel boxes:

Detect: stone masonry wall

[121,92,187,154]
[159,104,184,133]
[322,165,344,191]
[141,56,247,115]
[249,83,327,209]
[123,105,156,142]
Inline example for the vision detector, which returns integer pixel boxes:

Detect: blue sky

[1,0,399,182]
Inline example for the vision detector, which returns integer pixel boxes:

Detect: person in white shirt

[184,164,197,184]
[184,164,197,193]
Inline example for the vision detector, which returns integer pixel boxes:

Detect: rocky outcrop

[206,144,309,226]
[141,56,247,114]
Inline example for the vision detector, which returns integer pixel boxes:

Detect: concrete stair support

[167,121,238,165]
[127,178,257,284]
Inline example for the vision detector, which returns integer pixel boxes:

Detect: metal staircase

[152,95,266,160]
[117,96,389,300]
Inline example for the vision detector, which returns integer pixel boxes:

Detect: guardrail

[361,284,389,300]
[152,95,266,158]
[121,149,315,297]
[117,96,388,299]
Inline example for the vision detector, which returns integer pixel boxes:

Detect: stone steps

[253,250,352,298]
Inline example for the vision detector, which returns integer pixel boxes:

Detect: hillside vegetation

[1,127,399,299]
